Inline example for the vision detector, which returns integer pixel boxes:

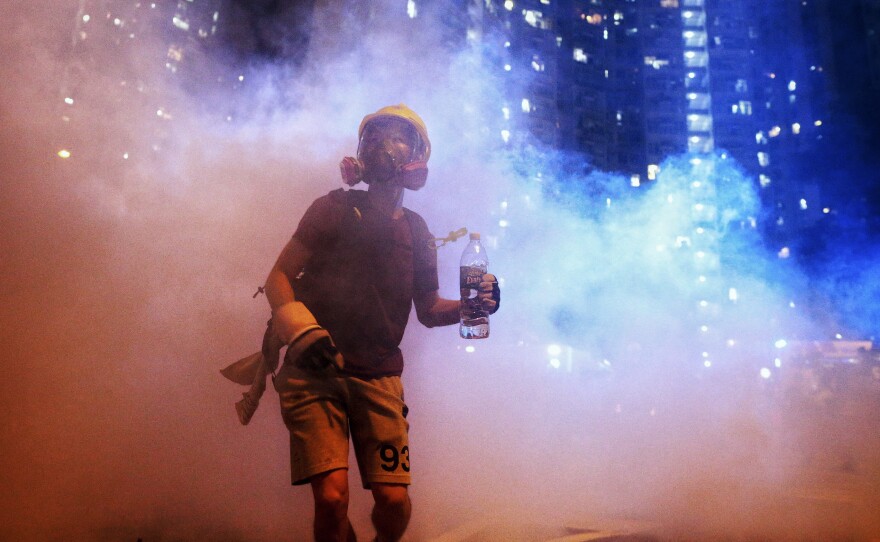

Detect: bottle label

[460,265,484,290]
[460,266,487,321]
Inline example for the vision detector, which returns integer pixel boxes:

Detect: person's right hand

[297,337,340,370]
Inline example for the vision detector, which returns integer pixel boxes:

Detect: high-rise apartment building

[472,1,843,251]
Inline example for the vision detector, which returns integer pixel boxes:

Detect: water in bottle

[460,233,489,339]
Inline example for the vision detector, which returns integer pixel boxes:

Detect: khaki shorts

[273,363,411,489]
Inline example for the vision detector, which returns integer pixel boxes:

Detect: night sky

[218,0,318,62]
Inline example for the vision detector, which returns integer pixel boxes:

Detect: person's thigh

[346,375,411,489]
[274,363,350,485]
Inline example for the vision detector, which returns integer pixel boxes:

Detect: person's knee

[312,471,350,516]
[372,484,410,512]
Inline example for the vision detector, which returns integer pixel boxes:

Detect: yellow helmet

[358,104,431,161]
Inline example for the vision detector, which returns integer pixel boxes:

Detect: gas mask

[339,110,429,191]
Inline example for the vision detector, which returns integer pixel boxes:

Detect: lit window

[788,80,796,92]
[64,97,74,105]
[504,64,512,71]
[792,122,801,134]
[755,131,767,144]
[647,164,660,180]
[778,247,790,259]
[585,13,602,25]
[661,0,678,6]
[800,199,808,210]
[504,0,514,9]
[523,10,541,27]
[735,79,748,93]
[501,129,511,142]
[573,48,588,63]
[167,45,183,62]
[631,174,641,187]
[757,152,770,167]
[502,106,510,120]
[644,56,669,69]
[737,100,752,115]
[521,98,531,113]
[729,288,738,302]
[614,11,623,21]
[82,14,90,22]
[540,0,550,4]
[531,55,545,71]
[814,120,822,126]
[759,174,771,187]
[172,16,189,31]
[407,0,417,18]
[768,125,781,137]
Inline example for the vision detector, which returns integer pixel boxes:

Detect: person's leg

[275,364,353,540]
[370,483,411,542]
[310,468,357,542]
[346,375,411,541]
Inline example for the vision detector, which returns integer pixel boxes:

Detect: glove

[272,301,322,345]
[478,274,501,315]
[273,301,343,371]
[294,336,340,371]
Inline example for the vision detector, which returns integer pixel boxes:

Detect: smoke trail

[1,1,878,541]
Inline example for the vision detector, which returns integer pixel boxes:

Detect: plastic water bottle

[460,233,489,339]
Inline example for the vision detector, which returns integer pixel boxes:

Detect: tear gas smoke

[1,1,878,541]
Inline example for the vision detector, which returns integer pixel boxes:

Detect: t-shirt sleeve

[292,193,340,251]
[410,213,440,294]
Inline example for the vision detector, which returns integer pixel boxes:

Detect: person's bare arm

[264,236,313,312]
[414,273,500,328]
[413,290,460,328]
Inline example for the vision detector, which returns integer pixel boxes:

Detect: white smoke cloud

[1,1,878,541]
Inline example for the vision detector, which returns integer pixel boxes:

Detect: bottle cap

[469,232,480,240]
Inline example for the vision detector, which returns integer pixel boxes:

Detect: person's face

[358,118,418,184]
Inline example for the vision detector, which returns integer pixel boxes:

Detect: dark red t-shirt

[292,189,439,377]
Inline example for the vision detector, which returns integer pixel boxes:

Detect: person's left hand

[478,273,501,314]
